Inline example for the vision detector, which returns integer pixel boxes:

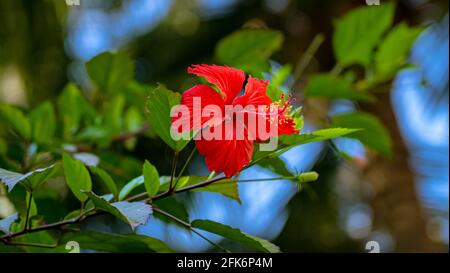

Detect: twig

[293,33,325,83]
[24,191,33,231]
[168,152,179,191]
[173,146,196,189]
[3,240,58,249]
[153,207,228,253]
[1,174,229,242]
[0,208,96,242]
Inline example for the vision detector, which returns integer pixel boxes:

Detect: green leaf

[216,29,283,75]
[253,128,361,162]
[86,52,134,93]
[28,101,56,144]
[0,137,7,155]
[103,94,125,136]
[85,191,151,229]
[62,153,92,202]
[118,175,144,201]
[375,22,423,81]
[175,176,240,203]
[125,106,144,132]
[60,230,173,253]
[0,104,31,139]
[266,64,292,101]
[305,74,374,101]
[0,213,18,235]
[124,106,144,150]
[257,157,292,177]
[57,83,95,139]
[154,197,189,224]
[0,164,60,191]
[191,219,280,253]
[143,160,159,198]
[88,166,118,199]
[146,84,190,152]
[333,3,395,67]
[332,112,392,157]
[18,191,38,230]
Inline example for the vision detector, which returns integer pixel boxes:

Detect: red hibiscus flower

[172,64,299,177]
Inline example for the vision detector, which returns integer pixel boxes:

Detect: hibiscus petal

[232,76,272,107]
[195,121,254,177]
[171,84,225,134]
[188,64,245,104]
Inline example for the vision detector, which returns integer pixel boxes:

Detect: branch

[153,207,228,253]
[0,208,97,242]
[0,174,228,242]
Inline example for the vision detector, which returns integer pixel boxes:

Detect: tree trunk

[362,92,444,252]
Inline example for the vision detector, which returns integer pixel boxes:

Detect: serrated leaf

[89,166,118,199]
[86,52,133,93]
[333,3,395,67]
[62,153,92,202]
[332,111,392,157]
[305,74,374,101]
[216,29,283,75]
[143,160,159,197]
[146,84,190,152]
[0,164,60,192]
[375,22,423,81]
[0,213,19,235]
[192,219,280,253]
[85,191,151,229]
[60,230,172,253]
[0,104,31,139]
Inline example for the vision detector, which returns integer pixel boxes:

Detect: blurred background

[0,0,448,252]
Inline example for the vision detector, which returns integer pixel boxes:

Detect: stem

[173,146,196,189]
[24,191,33,231]
[3,241,58,249]
[207,171,216,180]
[173,174,226,194]
[227,176,297,183]
[1,173,229,242]
[153,207,228,253]
[153,207,191,227]
[169,152,179,191]
[331,63,343,76]
[294,33,325,83]
[1,208,96,242]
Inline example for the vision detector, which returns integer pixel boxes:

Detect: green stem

[153,207,228,253]
[24,191,33,231]
[331,63,343,76]
[207,171,216,180]
[3,241,58,249]
[169,152,179,191]
[294,33,326,82]
[173,146,196,189]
